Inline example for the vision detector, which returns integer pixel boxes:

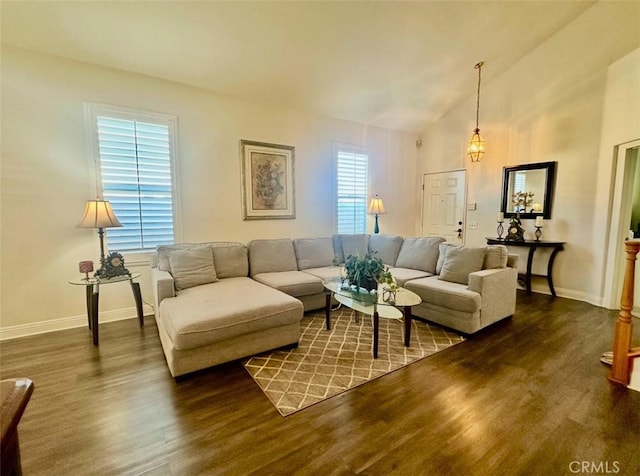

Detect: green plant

[344,253,385,291]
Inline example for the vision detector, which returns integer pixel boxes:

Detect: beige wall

[0,46,417,336]
[417,2,640,305]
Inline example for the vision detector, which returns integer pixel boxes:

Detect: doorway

[604,140,640,314]
[421,170,467,244]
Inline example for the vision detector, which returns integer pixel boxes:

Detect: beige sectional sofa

[150,234,518,377]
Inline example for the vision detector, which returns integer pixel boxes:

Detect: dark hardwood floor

[1,292,639,475]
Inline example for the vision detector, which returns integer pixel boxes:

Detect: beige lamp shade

[368,195,386,215]
[77,200,123,229]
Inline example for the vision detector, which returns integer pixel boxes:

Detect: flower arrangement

[511,191,535,212]
[254,160,284,208]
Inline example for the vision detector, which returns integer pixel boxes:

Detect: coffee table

[323,278,421,358]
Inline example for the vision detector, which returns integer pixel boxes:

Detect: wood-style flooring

[1,292,639,475]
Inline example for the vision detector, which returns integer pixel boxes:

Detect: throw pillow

[168,246,218,291]
[435,242,455,275]
[483,245,508,269]
[395,236,446,273]
[438,246,486,285]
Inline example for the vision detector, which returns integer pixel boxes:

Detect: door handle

[456,221,463,239]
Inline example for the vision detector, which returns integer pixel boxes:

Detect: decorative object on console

[344,252,385,292]
[240,139,295,220]
[78,260,94,280]
[534,216,543,241]
[368,194,386,234]
[467,61,485,163]
[505,213,525,241]
[77,199,123,277]
[496,212,505,240]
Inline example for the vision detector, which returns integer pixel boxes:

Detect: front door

[421,170,466,244]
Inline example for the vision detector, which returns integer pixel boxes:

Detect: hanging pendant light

[468,61,485,163]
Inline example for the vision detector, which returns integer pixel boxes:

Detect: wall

[417,2,640,305]
[0,46,417,337]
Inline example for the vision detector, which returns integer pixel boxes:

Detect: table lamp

[77,199,123,266]
[368,195,386,234]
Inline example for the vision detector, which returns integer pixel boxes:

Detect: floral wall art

[240,140,295,219]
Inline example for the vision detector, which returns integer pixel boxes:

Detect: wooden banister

[609,239,640,386]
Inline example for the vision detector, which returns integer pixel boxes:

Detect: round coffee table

[323,278,421,358]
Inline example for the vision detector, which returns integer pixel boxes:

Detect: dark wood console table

[486,238,565,297]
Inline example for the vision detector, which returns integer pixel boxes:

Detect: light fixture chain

[475,61,483,130]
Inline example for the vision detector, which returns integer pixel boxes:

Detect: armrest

[151,267,175,313]
[468,267,518,322]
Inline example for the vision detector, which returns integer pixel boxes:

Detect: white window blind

[336,149,368,234]
[94,112,176,252]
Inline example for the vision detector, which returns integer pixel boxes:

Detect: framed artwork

[240,140,296,220]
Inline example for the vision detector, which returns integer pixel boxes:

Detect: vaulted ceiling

[1,1,597,132]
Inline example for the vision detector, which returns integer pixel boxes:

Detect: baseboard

[0,304,154,341]
[629,357,640,393]
[521,283,603,307]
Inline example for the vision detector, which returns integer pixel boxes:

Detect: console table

[486,238,565,297]
[69,273,144,346]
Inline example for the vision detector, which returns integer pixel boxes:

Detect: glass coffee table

[323,278,421,358]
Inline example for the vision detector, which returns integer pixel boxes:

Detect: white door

[421,170,466,244]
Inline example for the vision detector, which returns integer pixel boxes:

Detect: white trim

[83,102,183,250]
[603,139,640,309]
[629,358,640,393]
[0,305,154,341]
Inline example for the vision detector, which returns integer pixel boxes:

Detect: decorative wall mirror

[501,161,557,219]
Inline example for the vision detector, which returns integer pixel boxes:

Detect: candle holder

[534,226,542,241]
[496,221,504,240]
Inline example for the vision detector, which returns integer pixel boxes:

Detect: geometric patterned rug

[243,307,465,416]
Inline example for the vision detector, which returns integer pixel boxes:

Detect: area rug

[243,307,465,416]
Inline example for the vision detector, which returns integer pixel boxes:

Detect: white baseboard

[0,304,154,341]
[629,357,640,393]
[521,283,603,307]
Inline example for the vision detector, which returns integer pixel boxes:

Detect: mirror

[501,161,557,219]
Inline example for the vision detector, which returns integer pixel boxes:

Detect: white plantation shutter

[92,109,177,252]
[336,149,368,234]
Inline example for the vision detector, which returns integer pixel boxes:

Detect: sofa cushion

[248,239,298,276]
[168,247,218,291]
[158,277,302,350]
[405,276,481,314]
[252,270,324,297]
[396,236,446,273]
[438,246,486,285]
[157,242,211,272]
[212,244,249,278]
[483,245,508,269]
[339,234,370,260]
[293,237,335,270]
[368,234,404,266]
[301,266,343,281]
[387,267,432,286]
[436,242,454,275]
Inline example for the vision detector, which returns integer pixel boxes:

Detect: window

[336,147,368,234]
[87,105,178,253]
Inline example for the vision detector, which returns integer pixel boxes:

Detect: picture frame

[240,140,296,220]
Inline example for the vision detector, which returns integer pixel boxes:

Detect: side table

[486,238,565,297]
[69,273,144,345]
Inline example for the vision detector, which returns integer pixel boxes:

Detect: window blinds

[97,116,175,252]
[336,150,368,234]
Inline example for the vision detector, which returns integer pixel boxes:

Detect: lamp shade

[77,200,123,229]
[368,195,386,215]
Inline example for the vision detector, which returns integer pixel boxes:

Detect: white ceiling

[1,1,597,132]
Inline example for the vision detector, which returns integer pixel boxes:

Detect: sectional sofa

[150,234,518,377]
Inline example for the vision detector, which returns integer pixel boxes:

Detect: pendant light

[467,61,485,163]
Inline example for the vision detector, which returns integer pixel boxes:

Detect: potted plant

[343,253,386,292]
